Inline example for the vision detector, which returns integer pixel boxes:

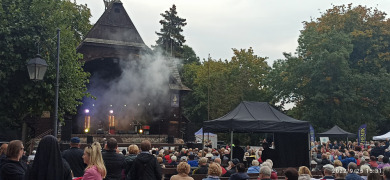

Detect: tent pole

[202,128,205,156]
[308,132,312,170]
[231,130,234,160]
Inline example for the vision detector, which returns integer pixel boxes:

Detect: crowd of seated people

[2,137,390,180]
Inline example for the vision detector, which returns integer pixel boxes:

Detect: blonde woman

[170,162,194,180]
[124,144,139,176]
[298,166,315,180]
[82,142,106,180]
[203,163,222,180]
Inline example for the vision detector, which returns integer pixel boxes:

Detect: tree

[154,4,187,58]
[182,45,200,65]
[0,0,92,140]
[182,48,272,129]
[268,4,390,137]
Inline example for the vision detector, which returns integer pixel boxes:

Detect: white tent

[195,128,217,148]
[373,131,390,140]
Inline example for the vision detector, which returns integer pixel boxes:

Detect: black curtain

[274,132,309,168]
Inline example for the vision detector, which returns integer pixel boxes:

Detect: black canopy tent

[317,125,356,141]
[203,101,310,168]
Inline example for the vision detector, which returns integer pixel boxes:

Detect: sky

[77,0,390,65]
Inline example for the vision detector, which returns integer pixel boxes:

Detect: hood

[137,153,155,164]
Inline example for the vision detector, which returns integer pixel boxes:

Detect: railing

[27,129,53,154]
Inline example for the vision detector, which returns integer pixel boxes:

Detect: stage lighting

[109,110,113,114]
[85,109,89,113]
[139,129,143,134]
[84,128,89,133]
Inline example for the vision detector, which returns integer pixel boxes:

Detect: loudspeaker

[167,136,174,144]
[87,136,93,144]
[61,120,72,142]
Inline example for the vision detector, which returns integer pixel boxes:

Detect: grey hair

[260,166,271,176]
[171,155,177,162]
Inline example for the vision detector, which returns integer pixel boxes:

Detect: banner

[310,124,315,143]
[358,124,367,147]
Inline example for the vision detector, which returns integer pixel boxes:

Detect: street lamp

[27,54,48,81]
[27,29,60,138]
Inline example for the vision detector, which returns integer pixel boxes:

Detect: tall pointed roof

[77,1,149,61]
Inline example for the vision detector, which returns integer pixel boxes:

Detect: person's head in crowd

[347,162,358,173]
[128,144,139,155]
[367,171,381,180]
[199,157,208,166]
[106,138,118,150]
[261,162,272,169]
[70,137,81,147]
[83,142,106,178]
[334,160,342,167]
[206,152,213,158]
[348,151,355,157]
[176,162,191,175]
[252,159,259,166]
[231,158,240,167]
[374,141,379,147]
[236,163,246,173]
[323,164,334,176]
[224,150,229,155]
[171,156,177,162]
[384,167,390,180]
[157,157,163,164]
[363,151,369,157]
[284,168,299,180]
[298,166,312,177]
[265,159,273,168]
[180,156,188,162]
[208,163,222,177]
[378,155,384,162]
[0,143,8,156]
[321,154,328,160]
[370,156,376,162]
[214,157,221,165]
[334,166,347,179]
[28,135,65,180]
[259,166,271,179]
[140,140,151,151]
[359,165,370,177]
[354,146,362,151]
[6,140,23,161]
[188,154,195,160]
[383,156,390,164]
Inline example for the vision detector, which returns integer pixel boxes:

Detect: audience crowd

[1,137,390,180]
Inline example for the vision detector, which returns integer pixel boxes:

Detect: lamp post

[27,29,60,138]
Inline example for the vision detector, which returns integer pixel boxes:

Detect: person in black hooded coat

[25,135,72,180]
[127,140,161,180]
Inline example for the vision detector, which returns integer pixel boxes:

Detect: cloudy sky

[77,0,390,65]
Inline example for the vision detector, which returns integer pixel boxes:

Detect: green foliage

[269,4,390,137]
[154,4,187,58]
[182,45,200,65]
[0,0,92,131]
[182,48,272,129]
